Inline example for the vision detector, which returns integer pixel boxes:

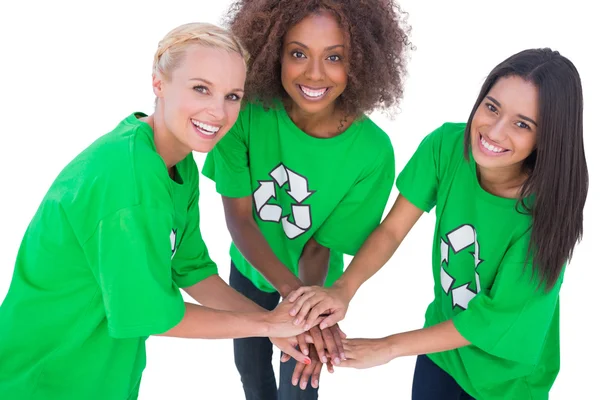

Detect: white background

[0,0,597,398]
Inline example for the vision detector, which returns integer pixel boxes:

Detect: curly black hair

[224,0,412,117]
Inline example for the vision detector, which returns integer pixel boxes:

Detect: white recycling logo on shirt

[440,224,484,309]
[170,229,177,260]
[253,163,314,239]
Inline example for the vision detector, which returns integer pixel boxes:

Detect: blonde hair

[153,22,249,80]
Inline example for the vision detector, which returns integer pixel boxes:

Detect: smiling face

[153,44,246,155]
[470,75,539,172]
[280,11,348,116]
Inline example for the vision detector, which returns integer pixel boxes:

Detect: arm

[289,194,424,329]
[222,195,303,297]
[158,300,305,339]
[184,274,264,313]
[340,320,470,369]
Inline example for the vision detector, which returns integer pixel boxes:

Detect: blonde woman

[0,22,314,400]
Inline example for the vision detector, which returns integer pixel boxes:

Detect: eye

[291,51,306,59]
[226,93,242,102]
[516,121,531,130]
[485,103,498,113]
[327,55,342,62]
[194,85,209,94]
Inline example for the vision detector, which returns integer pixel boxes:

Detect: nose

[486,119,508,143]
[206,98,225,121]
[304,58,325,82]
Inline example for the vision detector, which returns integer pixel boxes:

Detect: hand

[270,335,312,366]
[339,337,395,369]
[287,284,351,330]
[285,344,333,390]
[308,324,347,365]
[266,292,323,338]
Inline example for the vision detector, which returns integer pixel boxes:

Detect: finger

[281,345,311,365]
[331,325,346,360]
[326,358,335,374]
[303,332,314,344]
[321,328,340,365]
[291,360,306,387]
[286,286,311,303]
[297,333,309,356]
[319,310,344,330]
[309,327,327,364]
[311,358,324,388]
[293,294,320,325]
[339,358,361,369]
[300,351,317,390]
[300,301,330,331]
[336,324,348,339]
[289,292,316,318]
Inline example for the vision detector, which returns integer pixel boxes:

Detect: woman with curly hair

[202,1,411,398]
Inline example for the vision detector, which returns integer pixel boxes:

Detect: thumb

[319,312,343,330]
[279,344,311,365]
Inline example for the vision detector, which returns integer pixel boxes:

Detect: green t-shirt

[396,122,562,400]
[202,101,395,292]
[0,113,217,400]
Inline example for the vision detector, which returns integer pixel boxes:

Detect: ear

[152,73,164,98]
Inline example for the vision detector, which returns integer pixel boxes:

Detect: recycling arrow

[253,181,282,222]
[170,229,177,260]
[452,283,477,309]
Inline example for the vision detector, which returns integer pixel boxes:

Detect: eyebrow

[190,77,244,93]
[486,95,538,127]
[287,41,345,51]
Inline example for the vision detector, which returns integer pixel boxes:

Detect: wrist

[333,277,358,302]
[386,333,406,359]
[279,280,302,298]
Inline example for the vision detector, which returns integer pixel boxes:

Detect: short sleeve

[395,125,447,212]
[171,170,218,288]
[202,105,252,198]
[453,236,564,365]
[313,141,395,255]
[84,206,184,339]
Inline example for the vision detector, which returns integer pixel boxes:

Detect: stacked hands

[267,284,393,390]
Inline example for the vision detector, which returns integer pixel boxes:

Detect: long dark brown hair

[464,48,588,289]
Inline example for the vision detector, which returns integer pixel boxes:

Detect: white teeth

[481,136,506,153]
[192,119,220,135]
[300,85,327,98]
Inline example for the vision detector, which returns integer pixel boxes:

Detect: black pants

[229,262,319,400]
[412,355,475,399]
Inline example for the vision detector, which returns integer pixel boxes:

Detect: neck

[285,99,347,138]
[477,163,527,199]
[141,110,189,170]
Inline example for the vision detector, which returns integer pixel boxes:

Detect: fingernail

[290,309,296,316]
[304,357,311,364]
[321,356,328,363]
[341,352,346,360]
[321,323,328,329]
[303,324,309,331]
[292,379,298,386]
[294,319,300,325]
[301,382,307,390]
[334,357,341,365]
[303,349,309,356]
[313,380,319,387]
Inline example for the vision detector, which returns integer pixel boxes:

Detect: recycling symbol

[440,224,484,309]
[170,229,177,260]
[253,163,314,239]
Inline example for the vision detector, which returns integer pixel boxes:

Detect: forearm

[387,320,470,358]
[336,223,401,299]
[298,238,330,286]
[159,302,269,339]
[183,275,264,313]
[228,216,302,296]
[336,195,422,300]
